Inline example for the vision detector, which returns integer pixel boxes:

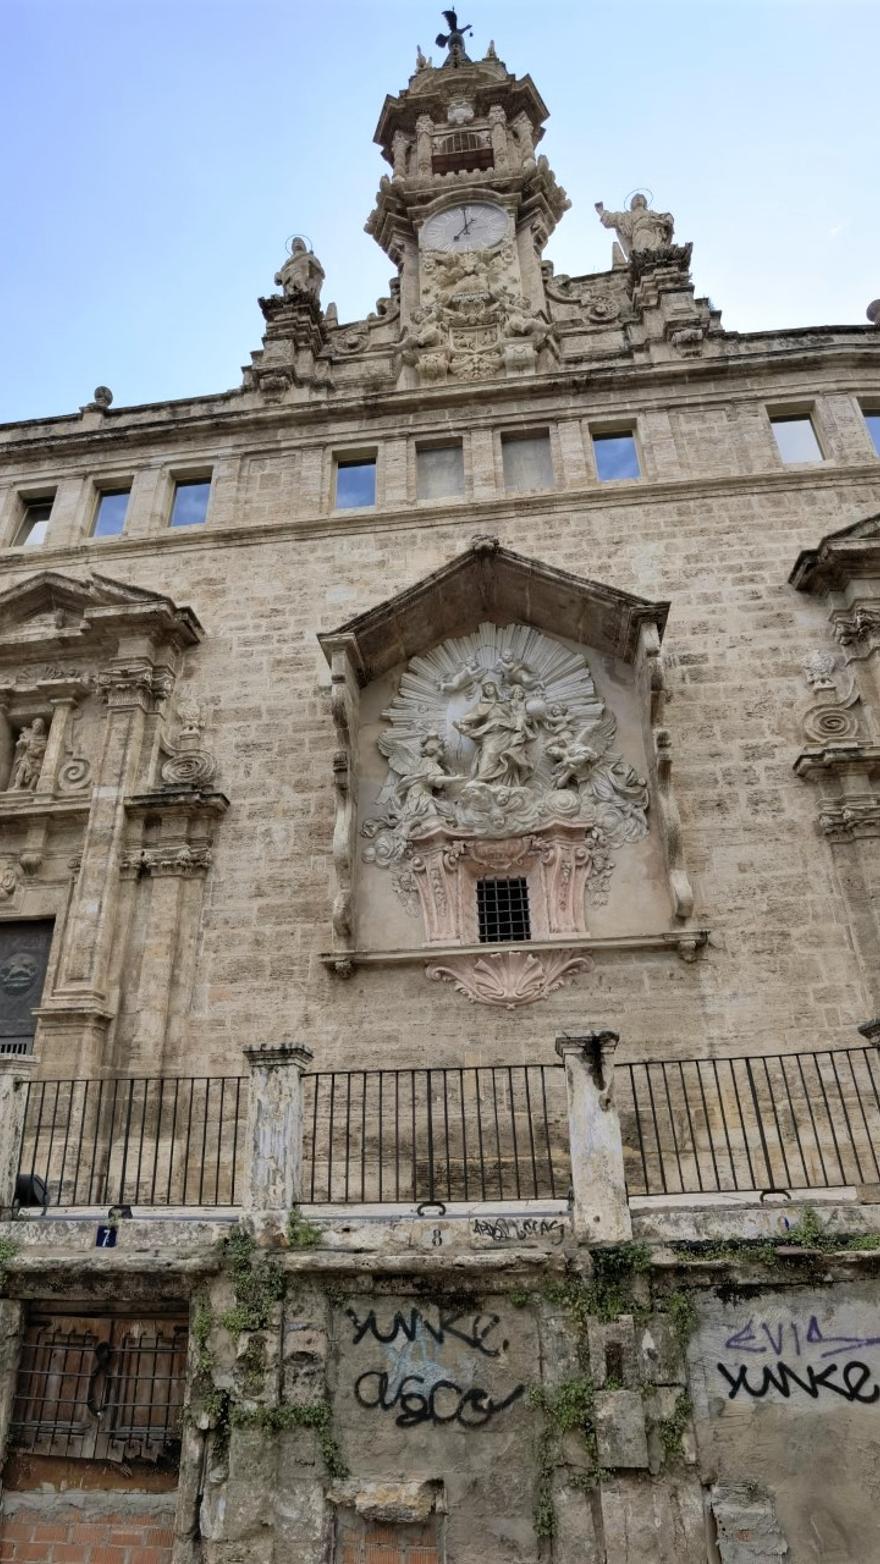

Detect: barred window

[477,877,531,943]
[11,1311,187,1462]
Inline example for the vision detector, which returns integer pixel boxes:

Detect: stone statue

[377,732,460,829]
[455,682,537,787]
[546,712,649,842]
[275,238,325,302]
[594,194,674,260]
[10,717,48,791]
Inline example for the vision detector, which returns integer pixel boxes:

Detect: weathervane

[436,9,472,64]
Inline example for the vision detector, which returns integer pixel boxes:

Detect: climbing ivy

[218,1227,286,1333]
[657,1390,692,1465]
[232,1399,347,1481]
[529,1376,602,1540]
[186,1223,347,1482]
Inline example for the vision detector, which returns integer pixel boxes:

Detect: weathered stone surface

[595,1389,649,1469]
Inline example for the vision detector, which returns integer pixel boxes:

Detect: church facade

[1,17,880,1564]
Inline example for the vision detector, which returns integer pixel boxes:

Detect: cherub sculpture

[547,712,648,843]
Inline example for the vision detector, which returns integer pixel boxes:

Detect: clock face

[421,202,508,253]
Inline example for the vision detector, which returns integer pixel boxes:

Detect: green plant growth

[286,1207,321,1249]
[0,1236,20,1292]
[219,1227,286,1333]
[529,1377,599,1540]
[233,1399,347,1481]
[665,1289,699,1349]
[657,1390,692,1466]
[672,1204,880,1269]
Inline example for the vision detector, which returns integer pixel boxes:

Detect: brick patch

[0,1512,173,1564]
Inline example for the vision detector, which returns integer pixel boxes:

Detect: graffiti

[723,1314,880,1361]
[354,1369,525,1428]
[346,1306,508,1356]
[718,1359,880,1404]
[471,1216,564,1245]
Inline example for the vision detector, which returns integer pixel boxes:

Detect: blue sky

[3,0,877,424]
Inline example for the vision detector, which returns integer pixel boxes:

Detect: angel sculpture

[436,9,472,63]
[546,712,649,843]
[377,731,461,830]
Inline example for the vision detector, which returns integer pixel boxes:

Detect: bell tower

[367,17,570,384]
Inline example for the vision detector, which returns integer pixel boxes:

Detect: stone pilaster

[36,661,163,1073]
[0,1057,35,1211]
[243,1044,314,1209]
[556,1032,631,1243]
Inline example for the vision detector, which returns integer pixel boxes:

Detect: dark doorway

[0,921,54,1055]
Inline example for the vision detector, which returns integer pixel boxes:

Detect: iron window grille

[476,876,531,943]
[10,1312,187,1462]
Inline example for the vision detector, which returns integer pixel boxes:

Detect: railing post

[555,1033,631,1243]
[0,1057,35,1213]
[242,1045,313,1210]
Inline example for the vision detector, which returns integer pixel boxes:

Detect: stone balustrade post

[0,1056,35,1212]
[242,1044,314,1209]
[555,1033,631,1243]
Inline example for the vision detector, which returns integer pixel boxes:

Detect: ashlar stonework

[1,11,880,1564]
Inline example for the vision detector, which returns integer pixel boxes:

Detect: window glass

[501,434,553,492]
[15,500,53,547]
[416,444,464,501]
[93,489,130,538]
[864,411,880,457]
[335,459,376,509]
[770,416,822,465]
[593,432,641,482]
[169,479,211,527]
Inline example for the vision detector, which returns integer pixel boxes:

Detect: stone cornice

[320,930,710,971]
[1,332,879,462]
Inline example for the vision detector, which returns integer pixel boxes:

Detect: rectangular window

[335,456,376,510]
[477,876,531,944]
[864,411,880,457]
[14,498,54,547]
[592,431,641,482]
[770,414,823,465]
[10,1310,187,1462]
[92,488,130,538]
[501,432,553,493]
[416,443,464,501]
[169,477,211,527]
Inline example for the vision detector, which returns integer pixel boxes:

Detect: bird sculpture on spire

[436,9,472,64]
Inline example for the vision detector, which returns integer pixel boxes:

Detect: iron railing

[302,1065,569,1204]
[620,1045,880,1197]
[19,1076,247,1208]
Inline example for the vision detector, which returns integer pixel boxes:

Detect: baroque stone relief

[402,245,557,383]
[362,623,648,916]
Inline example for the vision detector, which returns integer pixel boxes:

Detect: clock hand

[452,207,472,241]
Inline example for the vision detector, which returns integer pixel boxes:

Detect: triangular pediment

[0,570,202,654]
[791,511,880,593]
[319,538,668,681]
